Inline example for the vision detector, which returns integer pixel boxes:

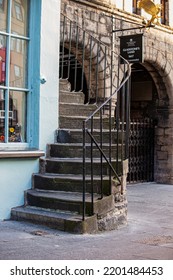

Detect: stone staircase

[11,80,127,233]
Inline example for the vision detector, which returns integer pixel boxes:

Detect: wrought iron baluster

[82,121,86,221]
[100,109,103,198]
[88,36,93,103]
[67,21,72,80]
[74,24,79,91]
[109,100,112,194]
[125,76,131,159]
[90,117,94,214]
[61,15,66,79]
[81,31,86,92]
[95,41,100,103]
[103,46,107,105]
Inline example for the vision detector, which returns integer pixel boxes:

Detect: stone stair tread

[27,189,102,202]
[60,115,110,120]
[34,173,109,180]
[45,157,117,163]
[11,206,86,221]
[11,205,98,233]
[59,91,84,104]
[59,91,84,97]
[60,101,97,107]
[57,128,113,131]
[50,142,117,147]
[57,128,118,133]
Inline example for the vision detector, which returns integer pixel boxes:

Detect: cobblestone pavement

[0,183,173,260]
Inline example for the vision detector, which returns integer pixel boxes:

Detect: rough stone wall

[61,0,173,185]
[61,0,113,43]
[143,28,173,183]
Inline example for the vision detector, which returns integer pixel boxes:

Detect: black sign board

[120,34,143,64]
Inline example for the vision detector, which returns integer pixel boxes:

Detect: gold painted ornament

[137,0,162,26]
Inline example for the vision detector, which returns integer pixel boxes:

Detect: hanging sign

[120,34,143,64]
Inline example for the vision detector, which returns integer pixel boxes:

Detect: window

[14,65,21,77]
[14,2,23,21]
[0,0,29,144]
[0,0,4,11]
[133,0,141,15]
[161,0,169,25]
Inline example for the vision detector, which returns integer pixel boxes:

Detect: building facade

[1,0,173,230]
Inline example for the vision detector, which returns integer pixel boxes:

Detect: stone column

[155,106,173,184]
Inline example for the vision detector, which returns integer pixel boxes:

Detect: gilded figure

[137,0,162,26]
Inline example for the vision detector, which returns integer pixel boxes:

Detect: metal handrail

[60,13,131,221]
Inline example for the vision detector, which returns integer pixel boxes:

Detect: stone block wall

[143,27,173,184]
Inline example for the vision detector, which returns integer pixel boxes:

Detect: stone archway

[128,63,157,183]
[130,59,173,184]
[130,63,158,121]
[59,39,113,104]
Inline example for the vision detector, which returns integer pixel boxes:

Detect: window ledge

[0,150,45,159]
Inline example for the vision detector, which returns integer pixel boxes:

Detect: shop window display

[0,0,29,143]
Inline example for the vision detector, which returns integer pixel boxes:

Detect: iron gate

[128,119,155,183]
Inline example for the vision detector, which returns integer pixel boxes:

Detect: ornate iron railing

[60,13,131,220]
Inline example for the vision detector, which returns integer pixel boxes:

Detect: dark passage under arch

[128,63,157,183]
[59,46,88,103]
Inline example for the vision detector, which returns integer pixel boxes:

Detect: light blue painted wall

[39,0,60,150]
[0,159,39,220]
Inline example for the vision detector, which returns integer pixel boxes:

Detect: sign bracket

[112,24,154,33]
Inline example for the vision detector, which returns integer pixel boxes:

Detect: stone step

[25,190,114,216]
[39,157,121,176]
[33,173,110,194]
[59,115,114,129]
[56,129,125,144]
[59,79,71,92]
[47,143,122,158]
[59,91,85,104]
[59,102,97,116]
[11,206,98,234]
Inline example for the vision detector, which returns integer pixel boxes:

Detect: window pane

[10,38,27,88]
[0,35,6,85]
[0,89,5,142]
[0,1,29,145]
[11,0,28,36]
[0,0,7,32]
[9,90,26,142]
[133,0,141,15]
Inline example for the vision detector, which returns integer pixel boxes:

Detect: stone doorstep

[11,206,98,234]
[39,157,122,176]
[32,173,110,195]
[48,142,121,158]
[59,79,71,92]
[11,195,127,234]
[56,128,126,144]
[25,189,115,216]
[59,91,84,104]
[59,102,97,116]
[59,115,114,130]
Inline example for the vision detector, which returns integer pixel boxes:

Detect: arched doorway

[128,63,158,183]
